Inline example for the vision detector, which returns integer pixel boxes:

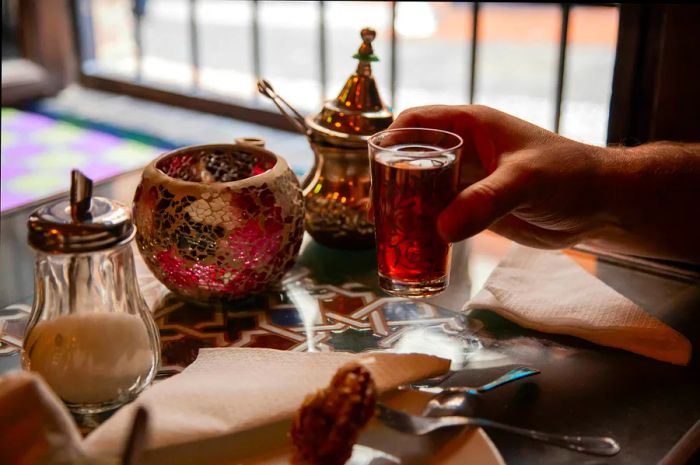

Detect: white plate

[140,390,504,465]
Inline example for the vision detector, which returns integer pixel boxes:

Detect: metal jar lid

[27,170,135,253]
[306,27,394,148]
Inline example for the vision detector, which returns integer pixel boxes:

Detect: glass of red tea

[368,128,462,298]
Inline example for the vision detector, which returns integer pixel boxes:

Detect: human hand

[389,105,614,249]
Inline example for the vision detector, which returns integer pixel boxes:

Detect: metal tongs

[256,79,320,191]
[256,79,312,137]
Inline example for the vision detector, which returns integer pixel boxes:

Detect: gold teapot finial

[354,28,379,76]
[268,26,393,150]
[358,28,376,56]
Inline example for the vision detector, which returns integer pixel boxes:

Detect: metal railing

[73,1,618,133]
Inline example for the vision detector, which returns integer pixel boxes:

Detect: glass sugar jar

[22,170,160,414]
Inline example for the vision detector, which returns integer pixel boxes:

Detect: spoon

[417,367,540,418]
[376,404,620,457]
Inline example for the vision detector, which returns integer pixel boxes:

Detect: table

[1,168,699,465]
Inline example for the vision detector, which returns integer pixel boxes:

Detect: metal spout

[70,169,93,222]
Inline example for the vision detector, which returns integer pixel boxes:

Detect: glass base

[65,393,135,415]
[378,273,448,298]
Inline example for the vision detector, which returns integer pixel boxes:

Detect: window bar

[390,1,398,110]
[252,0,261,81]
[319,1,327,102]
[189,0,200,91]
[469,2,480,104]
[133,0,146,82]
[73,0,96,64]
[554,3,571,133]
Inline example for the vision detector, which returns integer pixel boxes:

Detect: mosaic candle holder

[133,143,305,303]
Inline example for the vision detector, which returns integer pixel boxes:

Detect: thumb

[438,163,530,242]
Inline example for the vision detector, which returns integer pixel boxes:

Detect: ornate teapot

[259,27,393,250]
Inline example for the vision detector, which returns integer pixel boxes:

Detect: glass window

[259,1,320,112]
[395,2,470,112]
[139,0,192,89]
[80,1,620,146]
[475,3,560,131]
[560,6,619,145]
[197,0,255,101]
[86,0,138,79]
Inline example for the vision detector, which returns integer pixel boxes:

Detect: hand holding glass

[368,128,462,298]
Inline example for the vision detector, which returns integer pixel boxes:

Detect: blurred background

[79,1,618,144]
[1,1,698,214]
[4,1,620,143]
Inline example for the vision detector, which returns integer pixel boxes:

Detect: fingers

[437,162,530,242]
[390,105,461,131]
[391,105,563,169]
[391,105,499,176]
[489,215,580,249]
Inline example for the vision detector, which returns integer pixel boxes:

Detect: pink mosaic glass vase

[133,142,305,303]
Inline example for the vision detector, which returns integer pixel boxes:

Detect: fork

[376,404,621,456]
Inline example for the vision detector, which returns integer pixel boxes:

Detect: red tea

[371,145,459,291]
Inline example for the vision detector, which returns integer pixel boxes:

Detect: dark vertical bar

[554,3,571,133]
[189,0,200,90]
[469,2,480,104]
[319,1,327,102]
[133,0,146,81]
[73,0,96,65]
[134,16,143,81]
[390,1,397,109]
[252,0,261,80]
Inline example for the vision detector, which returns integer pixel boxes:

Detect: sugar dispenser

[22,170,160,414]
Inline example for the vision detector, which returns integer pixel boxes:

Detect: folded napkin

[85,348,450,456]
[0,371,85,465]
[466,245,692,365]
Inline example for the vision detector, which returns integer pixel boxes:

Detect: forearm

[589,142,700,263]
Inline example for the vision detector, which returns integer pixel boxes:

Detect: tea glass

[368,128,462,298]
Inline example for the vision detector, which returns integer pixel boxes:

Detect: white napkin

[84,348,450,456]
[0,371,85,465]
[466,245,692,365]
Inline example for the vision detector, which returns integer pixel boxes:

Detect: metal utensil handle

[476,366,541,393]
[468,417,621,457]
[256,79,310,136]
[415,366,540,394]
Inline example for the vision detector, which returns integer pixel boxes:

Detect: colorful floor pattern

[1,107,176,212]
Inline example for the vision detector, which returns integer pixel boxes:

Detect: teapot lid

[27,170,134,253]
[307,27,394,148]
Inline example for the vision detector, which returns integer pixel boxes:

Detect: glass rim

[368,127,464,156]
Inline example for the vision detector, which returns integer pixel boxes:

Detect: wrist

[586,143,700,261]
[586,145,629,239]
